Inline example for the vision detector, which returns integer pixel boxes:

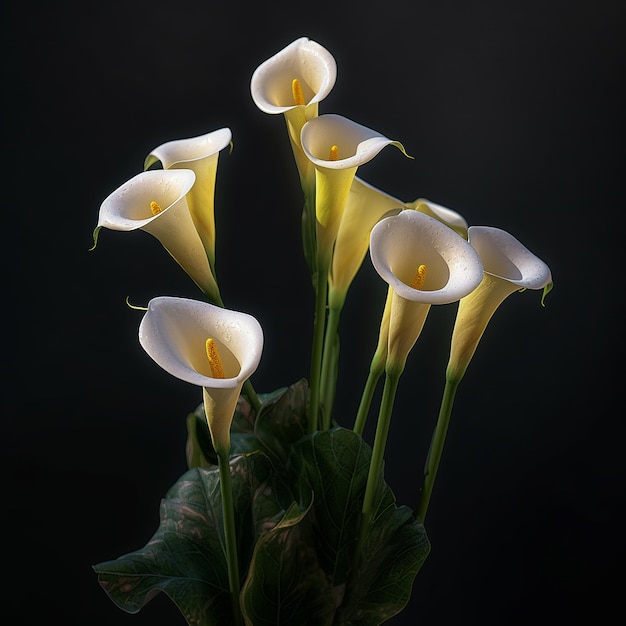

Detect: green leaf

[254,378,309,462]
[290,427,372,588]
[335,514,430,625]
[290,427,430,625]
[185,411,213,468]
[96,395,429,625]
[241,501,336,626]
[93,453,279,626]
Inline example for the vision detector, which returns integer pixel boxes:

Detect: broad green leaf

[241,501,336,626]
[94,453,278,626]
[290,427,371,587]
[335,514,430,625]
[186,411,213,468]
[254,378,309,461]
[290,427,430,624]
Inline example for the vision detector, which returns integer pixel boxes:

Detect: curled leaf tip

[125,296,148,311]
[89,226,101,251]
[541,281,554,307]
[392,140,414,160]
[228,141,234,155]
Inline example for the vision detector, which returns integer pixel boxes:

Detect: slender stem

[356,371,400,553]
[307,254,330,433]
[242,379,261,415]
[414,378,460,523]
[217,448,243,626]
[320,304,342,430]
[353,358,385,436]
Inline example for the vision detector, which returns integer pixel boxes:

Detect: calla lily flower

[144,128,232,271]
[301,113,410,265]
[138,296,263,456]
[329,185,470,309]
[406,198,469,239]
[329,176,403,309]
[446,226,553,383]
[95,169,222,304]
[250,36,337,190]
[370,210,484,376]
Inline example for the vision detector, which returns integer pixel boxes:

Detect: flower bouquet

[91,37,553,625]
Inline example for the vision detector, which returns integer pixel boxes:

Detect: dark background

[6,0,625,624]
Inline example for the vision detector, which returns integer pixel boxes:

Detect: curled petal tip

[541,281,554,307]
[89,225,101,251]
[301,114,405,170]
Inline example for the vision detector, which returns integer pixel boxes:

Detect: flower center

[329,145,339,161]
[205,338,225,379]
[292,78,305,106]
[410,264,427,290]
[150,201,163,216]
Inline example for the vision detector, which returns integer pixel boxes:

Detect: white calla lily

[138,296,263,455]
[251,36,337,190]
[446,226,553,383]
[301,113,410,262]
[144,128,232,271]
[95,169,222,304]
[329,176,403,309]
[332,186,470,309]
[370,210,484,375]
[301,115,409,429]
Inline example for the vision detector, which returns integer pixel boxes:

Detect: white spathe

[445,226,553,382]
[329,176,403,308]
[370,210,484,375]
[144,128,232,269]
[468,226,553,288]
[138,296,263,453]
[97,169,219,301]
[408,198,469,239]
[250,37,337,192]
[301,114,408,261]
[370,210,484,305]
[301,114,406,170]
[250,37,337,114]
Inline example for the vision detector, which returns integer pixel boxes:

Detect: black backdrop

[6,1,625,624]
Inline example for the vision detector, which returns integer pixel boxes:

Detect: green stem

[356,371,400,553]
[307,254,330,434]
[217,448,243,626]
[414,378,460,523]
[242,379,261,415]
[320,304,342,430]
[353,358,385,436]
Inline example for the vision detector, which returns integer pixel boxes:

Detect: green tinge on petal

[541,281,554,307]
[89,225,101,251]
[143,154,161,171]
[390,140,414,160]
